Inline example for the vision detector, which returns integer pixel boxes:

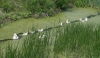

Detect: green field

[0,8,100,58]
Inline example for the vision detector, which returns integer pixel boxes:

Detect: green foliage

[0,23,100,58]
[73,0,100,8]
[74,0,89,7]
[0,15,4,21]
[0,13,6,27]
[54,23,100,57]
[0,0,3,8]
[2,2,15,12]
[1,0,100,13]
[18,12,32,18]
[0,0,100,19]
[25,0,56,17]
[55,0,74,10]
[6,11,32,21]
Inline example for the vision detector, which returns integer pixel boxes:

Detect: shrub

[24,0,56,17]
[2,2,15,12]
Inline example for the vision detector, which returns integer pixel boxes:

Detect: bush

[5,11,31,21]
[0,0,100,21]
[2,2,15,12]
[55,0,75,10]
[24,0,56,17]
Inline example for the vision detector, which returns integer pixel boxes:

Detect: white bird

[29,31,35,34]
[23,32,28,35]
[85,17,88,21]
[38,29,43,32]
[60,22,63,26]
[13,33,19,40]
[79,18,85,22]
[66,20,70,24]
[79,18,82,21]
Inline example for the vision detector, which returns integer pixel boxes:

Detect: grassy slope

[0,8,99,40]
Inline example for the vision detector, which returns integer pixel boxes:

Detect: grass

[0,8,98,40]
[0,8,100,58]
[0,23,100,58]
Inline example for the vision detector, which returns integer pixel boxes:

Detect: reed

[0,23,100,58]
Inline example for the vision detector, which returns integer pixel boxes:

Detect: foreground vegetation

[0,0,100,25]
[0,23,100,58]
[0,0,100,58]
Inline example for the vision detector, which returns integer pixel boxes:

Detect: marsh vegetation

[0,23,100,58]
[0,0,100,58]
[0,0,100,23]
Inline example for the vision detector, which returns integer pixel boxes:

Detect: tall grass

[54,23,100,58]
[0,23,100,58]
[74,0,100,8]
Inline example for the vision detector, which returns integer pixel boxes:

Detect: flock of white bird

[13,17,88,40]
[79,17,88,22]
[13,33,19,40]
[12,29,44,40]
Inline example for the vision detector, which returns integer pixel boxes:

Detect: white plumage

[23,32,28,35]
[79,17,88,22]
[29,31,35,34]
[66,20,70,24]
[38,29,43,32]
[79,18,82,21]
[60,22,63,26]
[13,33,19,40]
[79,18,85,22]
[85,17,88,21]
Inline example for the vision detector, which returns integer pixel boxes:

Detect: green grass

[0,8,100,58]
[0,8,98,40]
[0,23,100,58]
[54,23,100,57]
